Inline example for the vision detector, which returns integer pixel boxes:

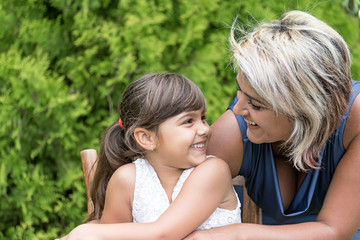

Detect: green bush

[0,0,359,239]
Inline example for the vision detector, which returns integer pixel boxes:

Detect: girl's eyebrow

[236,80,265,105]
[176,109,205,123]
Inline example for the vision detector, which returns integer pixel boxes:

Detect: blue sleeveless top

[229,80,360,237]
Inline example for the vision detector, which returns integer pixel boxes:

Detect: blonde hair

[230,11,352,171]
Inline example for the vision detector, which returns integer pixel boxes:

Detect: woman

[185,10,360,240]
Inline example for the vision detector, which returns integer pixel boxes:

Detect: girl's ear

[133,128,156,151]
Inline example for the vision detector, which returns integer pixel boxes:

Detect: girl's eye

[201,115,207,123]
[248,100,261,110]
[184,119,193,125]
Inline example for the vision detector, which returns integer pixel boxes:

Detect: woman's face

[233,73,294,144]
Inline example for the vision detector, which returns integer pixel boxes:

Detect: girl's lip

[190,141,207,149]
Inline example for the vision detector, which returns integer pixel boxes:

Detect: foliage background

[0,0,359,239]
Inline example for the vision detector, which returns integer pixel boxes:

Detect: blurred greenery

[0,0,359,239]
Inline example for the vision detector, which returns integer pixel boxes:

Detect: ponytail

[85,122,132,222]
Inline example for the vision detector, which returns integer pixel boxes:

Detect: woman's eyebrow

[236,80,265,105]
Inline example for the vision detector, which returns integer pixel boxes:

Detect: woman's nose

[233,94,249,116]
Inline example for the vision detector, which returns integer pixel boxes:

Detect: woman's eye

[248,100,261,110]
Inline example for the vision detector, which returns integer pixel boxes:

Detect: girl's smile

[149,108,211,170]
[190,142,206,150]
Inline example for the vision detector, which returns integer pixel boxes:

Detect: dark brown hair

[86,73,206,221]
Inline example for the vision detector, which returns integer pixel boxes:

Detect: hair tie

[119,118,124,129]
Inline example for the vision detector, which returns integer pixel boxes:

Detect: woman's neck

[271,141,290,157]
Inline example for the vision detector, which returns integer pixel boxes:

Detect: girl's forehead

[177,108,206,117]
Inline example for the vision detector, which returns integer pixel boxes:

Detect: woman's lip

[244,119,260,130]
[247,123,259,129]
[244,118,257,126]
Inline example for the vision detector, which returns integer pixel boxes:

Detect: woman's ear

[133,128,156,151]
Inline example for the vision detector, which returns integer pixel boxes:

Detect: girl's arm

[66,157,235,240]
[55,163,136,240]
[184,96,360,240]
[100,163,135,223]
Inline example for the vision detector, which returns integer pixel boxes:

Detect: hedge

[0,0,359,239]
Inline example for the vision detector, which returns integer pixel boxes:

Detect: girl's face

[154,108,211,169]
[233,73,293,144]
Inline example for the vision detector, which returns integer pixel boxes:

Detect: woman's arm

[316,93,360,238]
[184,96,360,240]
[207,110,244,178]
[65,157,235,240]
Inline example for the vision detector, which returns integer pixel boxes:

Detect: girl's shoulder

[183,156,236,210]
[108,163,136,192]
[192,156,232,183]
[202,156,231,170]
[204,155,229,168]
[102,163,136,223]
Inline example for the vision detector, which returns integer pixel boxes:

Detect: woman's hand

[183,229,215,240]
[55,224,99,240]
[56,224,84,240]
[55,220,100,240]
[55,235,68,240]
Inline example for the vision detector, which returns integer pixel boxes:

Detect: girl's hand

[183,224,240,240]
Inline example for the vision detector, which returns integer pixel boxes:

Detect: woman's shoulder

[208,110,244,177]
[343,93,360,149]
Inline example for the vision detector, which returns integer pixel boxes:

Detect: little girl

[61,73,241,239]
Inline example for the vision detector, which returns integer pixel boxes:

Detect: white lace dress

[132,158,241,230]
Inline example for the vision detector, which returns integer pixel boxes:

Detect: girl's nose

[198,122,211,136]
